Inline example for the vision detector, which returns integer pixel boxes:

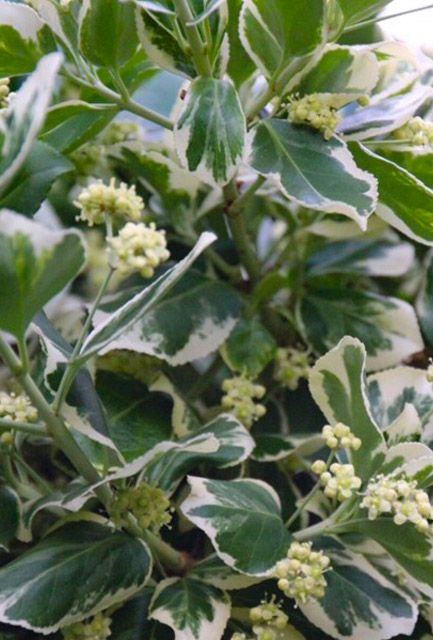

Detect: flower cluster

[62,613,111,640]
[75,178,143,226]
[274,541,330,604]
[273,347,310,391]
[393,117,433,148]
[249,599,289,640]
[322,422,362,451]
[288,94,342,140]
[108,222,170,278]
[0,78,10,108]
[317,463,362,502]
[102,121,142,145]
[361,473,433,533]
[221,376,266,428]
[0,391,38,423]
[110,482,172,532]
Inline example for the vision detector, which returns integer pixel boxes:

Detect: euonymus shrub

[4,1,433,639]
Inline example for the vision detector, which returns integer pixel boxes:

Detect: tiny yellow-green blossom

[320,463,362,502]
[62,613,111,640]
[108,222,170,278]
[0,78,10,108]
[101,121,143,145]
[75,178,144,226]
[0,432,14,447]
[274,347,310,391]
[288,94,342,140]
[0,391,38,423]
[221,376,266,428]
[311,459,328,475]
[231,634,250,640]
[275,541,330,604]
[361,473,433,533]
[250,598,289,640]
[110,482,172,532]
[393,117,433,148]
[322,422,362,451]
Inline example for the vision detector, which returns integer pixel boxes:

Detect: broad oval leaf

[79,0,139,67]
[0,521,152,633]
[181,476,291,576]
[149,577,230,640]
[337,0,394,26]
[298,287,423,371]
[350,143,433,246]
[250,120,377,230]
[174,77,246,186]
[221,317,277,378]
[0,211,86,340]
[301,546,417,640]
[239,0,325,80]
[309,336,386,480]
[93,271,241,366]
[0,52,62,194]
[0,1,50,76]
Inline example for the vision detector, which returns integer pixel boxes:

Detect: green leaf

[41,101,118,154]
[0,521,152,633]
[174,77,246,186]
[0,487,19,551]
[150,373,201,437]
[221,317,277,378]
[418,252,433,349]
[189,555,261,590]
[143,414,255,492]
[306,239,414,278]
[301,546,417,640]
[93,271,241,366]
[337,0,394,26]
[297,45,379,102]
[250,120,377,230]
[298,288,423,371]
[351,520,433,599]
[309,336,386,480]
[0,1,51,76]
[0,141,73,216]
[181,477,291,575]
[149,577,230,640]
[80,232,216,360]
[350,143,433,246]
[226,0,255,85]
[136,6,196,77]
[0,211,86,340]
[96,370,173,462]
[0,53,62,195]
[79,0,139,68]
[239,0,325,80]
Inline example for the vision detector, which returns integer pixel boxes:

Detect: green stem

[17,336,30,374]
[0,418,47,436]
[230,176,267,216]
[344,3,433,33]
[172,0,213,76]
[65,71,174,130]
[0,335,111,506]
[53,267,114,414]
[124,514,186,573]
[286,451,334,529]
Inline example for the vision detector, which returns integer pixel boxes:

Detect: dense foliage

[3,1,433,639]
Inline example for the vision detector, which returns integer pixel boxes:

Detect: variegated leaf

[189,555,261,590]
[250,120,377,230]
[239,0,325,80]
[309,336,386,480]
[0,522,152,633]
[150,373,201,437]
[221,317,277,378]
[301,546,417,640]
[306,238,414,278]
[350,143,433,246]
[93,271,241,366]
[298,288,423,371]
[0,211,86,340]
[174,77,246,186]
[0,53,62,193]
[149,577,230,640]
[181,476,291,575]
[80,232,216,359]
